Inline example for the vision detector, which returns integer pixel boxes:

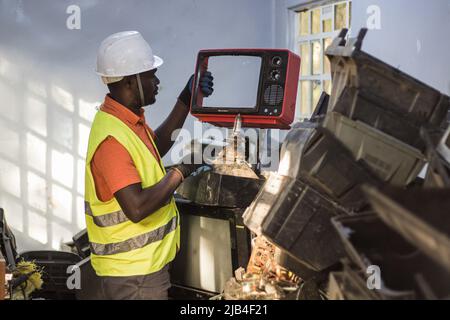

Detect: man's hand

[178,71,214,108]
[198,71,214,96]
[114,169,182,223]
[170,151,210,180]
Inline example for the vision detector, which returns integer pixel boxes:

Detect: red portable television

[190,49,301,129]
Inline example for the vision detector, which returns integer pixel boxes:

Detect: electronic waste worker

[84,31,213,300]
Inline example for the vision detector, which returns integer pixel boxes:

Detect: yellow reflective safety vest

[84,110,180,277]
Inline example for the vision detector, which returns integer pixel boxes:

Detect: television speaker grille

[264,85,284,105]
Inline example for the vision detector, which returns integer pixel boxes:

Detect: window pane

[335,3,347,30]
[301,81,311,117]
[349,2,352,28]
[312,41,322,75]
[323,38,333,74]
[323,19,332,33]
[324,80,332,95]
[322,5,333,33]
[322,5,332,16]
[311,9,321,34]
[300,43,311,76]
[299,11,310,36]
[312,80,322,110]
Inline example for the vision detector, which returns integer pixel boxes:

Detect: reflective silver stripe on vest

[89,215,178,256]
[85,201,129,227]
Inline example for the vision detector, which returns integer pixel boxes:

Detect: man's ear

[107,77,129,93]
[124,76,134,89]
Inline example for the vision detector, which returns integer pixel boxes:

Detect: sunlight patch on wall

[51,109,73,150]
[51,149,74,188]
[76,196,85,229]
[51,84,74,112]
[51,222,72,250]
[78,122,90,158]
[26,132,47,174]
[27,171,47,212]
[77,159,85,195]
[0,158,21,198]
[25,96,47,137]
[51,184,73,223]
[27,79,48,99]
[28,209,48,244]
[0,122,20,160]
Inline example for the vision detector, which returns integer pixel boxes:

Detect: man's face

[138,69,160,106]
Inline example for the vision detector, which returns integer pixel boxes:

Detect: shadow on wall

[0,55,99,251]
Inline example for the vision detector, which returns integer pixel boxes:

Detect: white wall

[0,0,273,251]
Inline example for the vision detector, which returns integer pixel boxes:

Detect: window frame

[292,0,352,120]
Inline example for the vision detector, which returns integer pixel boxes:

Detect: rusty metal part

[223,272,295,300]
[247,237,276,275]
[247,236,301,285]
[176,169,264,208]
[222,236,301,300]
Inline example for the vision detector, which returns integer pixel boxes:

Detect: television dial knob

[270,70,281,81]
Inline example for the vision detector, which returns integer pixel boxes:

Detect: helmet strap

[136,74,145,107]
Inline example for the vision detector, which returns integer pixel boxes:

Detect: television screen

[201,55,261,109]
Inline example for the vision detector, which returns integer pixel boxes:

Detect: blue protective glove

[178,71,214,107]
[197,71,214,96]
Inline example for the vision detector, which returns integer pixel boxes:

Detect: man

[84,31,213,300]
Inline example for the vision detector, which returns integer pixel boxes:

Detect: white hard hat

[96,31,163,84]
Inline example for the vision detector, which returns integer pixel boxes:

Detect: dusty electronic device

[190,49,300,129]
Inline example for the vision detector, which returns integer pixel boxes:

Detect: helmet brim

[152,55,163,69]
[95,55,164,77]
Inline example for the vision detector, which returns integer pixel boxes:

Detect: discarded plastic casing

[257,175,347,272]
[324,112,426,185]
[332,213,450,299]
[242,172,292,235]
[327,261,409,300]
[364,186,450,273]
[277,121,317,178]
[326,28,450,150]
[299,127,382,211]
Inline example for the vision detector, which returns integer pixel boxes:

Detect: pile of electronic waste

[242,28,450,300]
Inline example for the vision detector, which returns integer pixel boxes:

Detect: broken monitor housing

[190,49,300,129]
[242,28,450,299]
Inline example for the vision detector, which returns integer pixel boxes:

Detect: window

[294,1,351,120]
